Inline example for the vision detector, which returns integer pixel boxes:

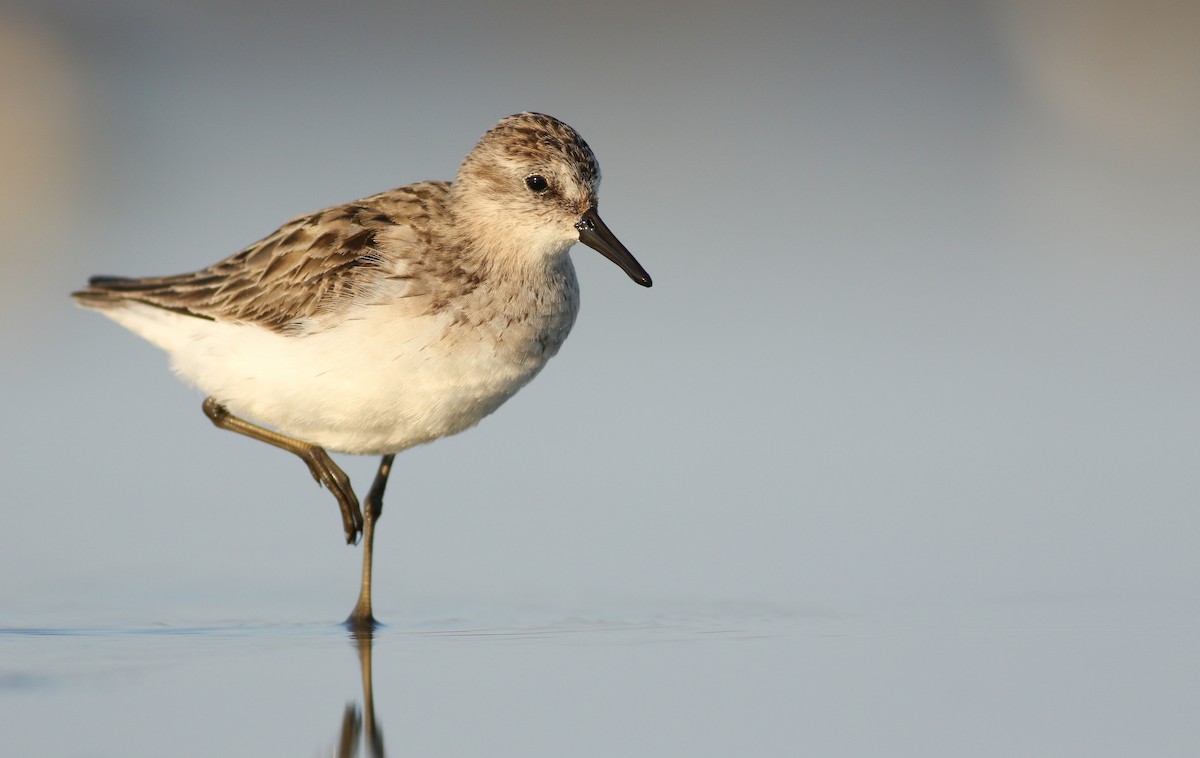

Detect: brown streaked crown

[477,112,601,194]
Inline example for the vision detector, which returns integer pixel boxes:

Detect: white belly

[102,300,572,455]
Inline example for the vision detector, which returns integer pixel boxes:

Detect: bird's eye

[524,174,550,193]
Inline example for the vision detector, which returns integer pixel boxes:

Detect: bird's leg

[201,397,363,544]
[346,453,395,631]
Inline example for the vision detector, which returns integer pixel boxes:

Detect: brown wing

[73,182,451,331]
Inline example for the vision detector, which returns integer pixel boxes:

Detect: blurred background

[2,0,1199,619]
[3,1,1199,754]
[2,0,1198,621]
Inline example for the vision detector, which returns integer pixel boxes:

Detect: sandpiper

[72,112,652,630]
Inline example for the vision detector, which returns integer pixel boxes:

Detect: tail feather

[72,276,214,320]
[71,278,129,308]
[86,275,137,287]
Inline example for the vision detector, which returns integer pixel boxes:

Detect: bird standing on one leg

[72,112,652,630]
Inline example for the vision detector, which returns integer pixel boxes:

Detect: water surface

[4,599,1198,756]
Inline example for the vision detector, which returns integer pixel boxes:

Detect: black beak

[575,207,652,287]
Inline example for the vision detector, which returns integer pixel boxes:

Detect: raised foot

[201,396,364,544]
[300,447,364,544]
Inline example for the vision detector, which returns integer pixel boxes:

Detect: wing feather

[72,182,452,331]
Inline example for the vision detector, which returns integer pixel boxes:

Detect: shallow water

[4,600,1199,757]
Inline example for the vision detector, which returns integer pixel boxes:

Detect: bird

[72,112,652,630]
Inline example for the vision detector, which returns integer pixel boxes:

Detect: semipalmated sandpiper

[72,112,652,629]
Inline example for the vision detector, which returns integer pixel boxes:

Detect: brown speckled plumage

[74,183,455,332]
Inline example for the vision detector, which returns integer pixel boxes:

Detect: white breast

[100,257,581,455]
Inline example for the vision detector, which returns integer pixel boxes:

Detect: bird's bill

[575,207,653,287]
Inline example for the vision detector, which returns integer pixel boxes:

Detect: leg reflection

[337,628,385,758]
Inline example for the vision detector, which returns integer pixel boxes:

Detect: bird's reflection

[336,628,385,758]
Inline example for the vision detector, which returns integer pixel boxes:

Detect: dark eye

[524,174,550,193]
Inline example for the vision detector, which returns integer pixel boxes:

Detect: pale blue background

[2,1,1199,755]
